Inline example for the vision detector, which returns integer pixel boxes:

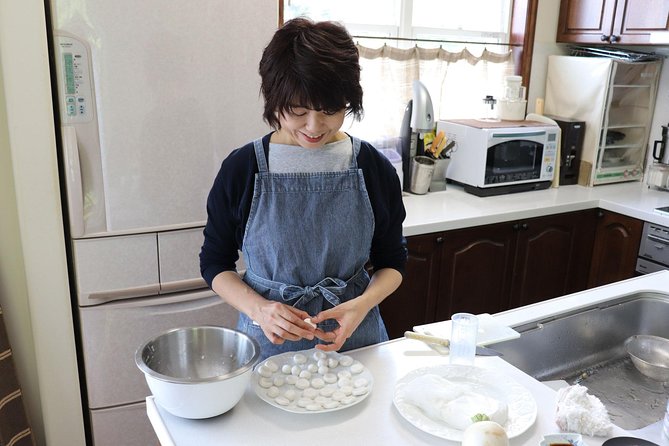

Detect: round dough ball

[306,403,322,411]
[302,388,318,399]
[317,359,328,368]
[275,395,290,406]
[293,353,307,364]
[285,375,298,385]
[291,365,301,376]
[332,390,346,401]
[299,370,312,379]
[323,400,340,409]
[297,398,311,408]
[311,378,325,389]
[283,389,297,401]
[295,378,310,390]
[258,377,273,388]
[313,351,326,361]
[337,370,352,380]
[273,375,286,387]
[339,355,353,367]
[340,385,353,396]
[327,358,339,368]
[323,373,337,384]
[352,387,368,396]
[341,395,356,405]
[307,363,319,373]
[349,362,364,374]
[338,378,352,388]
[281,364,292,374]
[267,386,280,398]
[319,387,335,397]
[354,377,368,388]
[264,359,279,372]
[314,395,329,404]
[258,365,273,378]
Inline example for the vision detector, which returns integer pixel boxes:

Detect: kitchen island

[146,271,669,446]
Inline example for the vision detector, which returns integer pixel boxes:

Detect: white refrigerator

[47,1,276,445]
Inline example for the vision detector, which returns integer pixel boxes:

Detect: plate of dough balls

[252,348,373,413]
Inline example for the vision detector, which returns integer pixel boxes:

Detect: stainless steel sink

[492,292,669,431]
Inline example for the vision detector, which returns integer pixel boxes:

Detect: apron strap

[244,268,366,308]
[253,138,269,172]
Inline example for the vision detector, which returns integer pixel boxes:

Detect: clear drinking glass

[449,313,479,365]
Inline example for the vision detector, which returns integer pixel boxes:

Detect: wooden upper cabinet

[557,0,669,45]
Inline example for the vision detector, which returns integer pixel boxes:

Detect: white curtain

[345,44,516,146]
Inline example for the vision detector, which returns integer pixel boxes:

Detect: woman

[200,18,407,360]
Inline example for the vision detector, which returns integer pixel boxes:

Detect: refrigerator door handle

[62,125,84,238]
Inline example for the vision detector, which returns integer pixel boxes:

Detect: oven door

[485,138,545,185]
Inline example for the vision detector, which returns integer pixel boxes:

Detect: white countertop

[147,271,669,446]
[403,182,669,236]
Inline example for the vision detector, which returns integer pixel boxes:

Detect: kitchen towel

[0,305,36,446]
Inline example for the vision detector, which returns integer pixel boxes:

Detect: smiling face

[273,106,347,149]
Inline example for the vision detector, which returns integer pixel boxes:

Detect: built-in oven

[637,221,669,274]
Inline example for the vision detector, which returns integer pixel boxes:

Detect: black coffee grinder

[653,123,669,165]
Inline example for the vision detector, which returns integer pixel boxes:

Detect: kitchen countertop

[146,272,669,446]
[403,181,669,236]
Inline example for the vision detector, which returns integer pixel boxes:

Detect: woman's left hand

[309,298,367,351]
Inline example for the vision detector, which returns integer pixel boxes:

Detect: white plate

[252,348,373,414]
[393,365,537,442]
[414,313,520,346]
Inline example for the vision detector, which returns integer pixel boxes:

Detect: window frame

[277,0,538,90]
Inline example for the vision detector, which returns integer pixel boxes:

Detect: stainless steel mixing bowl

[624,334,669,382]
[136,325,260,418]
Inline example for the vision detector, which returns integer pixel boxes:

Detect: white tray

[413,313,520,346]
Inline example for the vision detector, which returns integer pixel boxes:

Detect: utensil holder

[409,156,435,195]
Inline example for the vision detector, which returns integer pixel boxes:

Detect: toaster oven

[437,119,559,197]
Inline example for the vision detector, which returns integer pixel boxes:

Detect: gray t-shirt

[268,138,353,173]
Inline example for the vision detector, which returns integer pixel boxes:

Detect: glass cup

[449,313,479,365]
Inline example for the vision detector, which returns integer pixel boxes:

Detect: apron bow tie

[279,277,348,307]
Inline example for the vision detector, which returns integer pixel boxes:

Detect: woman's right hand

[252,301,317,345]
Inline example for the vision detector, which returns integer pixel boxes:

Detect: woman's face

[276,106,346,149]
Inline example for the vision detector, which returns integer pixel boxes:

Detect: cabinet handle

[436,236,444,244]
[597,210,605,218]
[521,223,528,230]
[512,223,520,231]
[600,34,610,42]
[610,35,620,43]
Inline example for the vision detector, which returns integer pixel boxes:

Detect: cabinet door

[557,0,669,45]
[379,233,442,339]
[613,0,669,44]
[436,223,516,320]
[510,210,596,308]
[556,0,617,43]
[588,209,643,287]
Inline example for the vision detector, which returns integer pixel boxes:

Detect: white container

[449,313,479,365]
[498,99,527,121]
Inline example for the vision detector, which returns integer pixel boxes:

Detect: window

[281,1,535,142]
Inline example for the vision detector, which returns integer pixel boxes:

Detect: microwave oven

[437,119,559,197]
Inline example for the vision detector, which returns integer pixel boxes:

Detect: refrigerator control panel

[55,34,94,123]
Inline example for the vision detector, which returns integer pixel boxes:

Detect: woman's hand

[253,301,317,345]
[309,298,367,351]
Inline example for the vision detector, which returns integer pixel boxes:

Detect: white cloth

[555,384,613,436]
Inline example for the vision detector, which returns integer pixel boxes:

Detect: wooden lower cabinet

[588,209,643,288]
[379,233,442,339]
[380,209,599,338]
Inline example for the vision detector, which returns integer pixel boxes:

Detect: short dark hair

[259,18,364,129]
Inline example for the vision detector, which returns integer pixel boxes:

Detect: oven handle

[647,234,669,246]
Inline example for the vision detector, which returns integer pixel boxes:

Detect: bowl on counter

[624,334,669,381]
[136,325,260,419]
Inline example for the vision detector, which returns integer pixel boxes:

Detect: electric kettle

[653,124,669,165]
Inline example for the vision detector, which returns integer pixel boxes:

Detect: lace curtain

[344,44,516,148]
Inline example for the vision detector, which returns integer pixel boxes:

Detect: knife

[404,331,503,357]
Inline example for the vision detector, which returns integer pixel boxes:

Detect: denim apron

[238,137,389,360]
